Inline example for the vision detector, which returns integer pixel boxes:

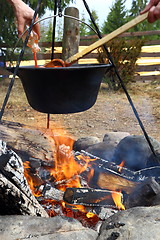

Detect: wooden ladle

[45,12,148,68]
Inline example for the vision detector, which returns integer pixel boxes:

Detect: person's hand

[141,0,160,23]
[9,0,40,38]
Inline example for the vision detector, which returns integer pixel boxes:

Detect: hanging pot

[6,13,148,114]
[8,64,111,114]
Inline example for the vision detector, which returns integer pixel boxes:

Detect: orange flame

[23,124,125,226]
[44,128,97,192]
[118,160,125,172]
[111,191,125,210]
[23,161,42,197]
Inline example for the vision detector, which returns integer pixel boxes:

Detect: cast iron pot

[9,64,111,114]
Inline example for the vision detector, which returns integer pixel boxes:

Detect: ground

[0,77,160,142]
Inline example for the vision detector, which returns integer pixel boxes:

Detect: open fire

[23,127,126,227]
[0,122,160,234]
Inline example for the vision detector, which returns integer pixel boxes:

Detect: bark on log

[0,120,55,162]
[0,140,48,217]
[62,7,80,60]
[0,172,48,216]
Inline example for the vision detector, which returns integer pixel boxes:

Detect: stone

[73,136,101,152]
[0,215,98,240]
[98,206,160,240]
[85,142,115,161]
[112,135,160,170]
[103,132,130,146]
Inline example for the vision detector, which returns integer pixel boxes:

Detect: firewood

[0,140,48,217]
[0,120,55,162]
[0,172,48,216]
[97,172,137,194]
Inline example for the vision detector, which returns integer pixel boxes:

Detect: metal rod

[46,112,50,129]
[82,0,157,158]
[47,0,58,129]
[51,0,58,60]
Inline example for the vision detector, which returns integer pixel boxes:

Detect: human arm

[7,0,40,38]
[141,0,160,23]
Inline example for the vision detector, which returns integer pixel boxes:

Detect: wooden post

[62,7,80,61]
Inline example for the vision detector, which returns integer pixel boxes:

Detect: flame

[23,161,41,197]
[23,161,34,190]
[44,128,97,192]
[86,212,96,218]
[111,191,125,210]
[118,160,125,172]
[23,124,126,227]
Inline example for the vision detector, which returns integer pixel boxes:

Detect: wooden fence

[1,30,160,81]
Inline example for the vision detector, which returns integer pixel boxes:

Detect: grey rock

[85,142,116,161]
[98,206,160,240]
[103,132,130,146]
[73,136,101,152]
[112,135,160,170]
[0,215,98,240]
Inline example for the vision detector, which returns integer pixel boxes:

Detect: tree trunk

[62,7,80,61]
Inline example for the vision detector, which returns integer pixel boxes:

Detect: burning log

[42,183,64,201]
[0,140,48,217]
[97,172,137,194]
[63,187,125,210]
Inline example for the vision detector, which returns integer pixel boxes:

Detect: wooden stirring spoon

[44,12,148,68]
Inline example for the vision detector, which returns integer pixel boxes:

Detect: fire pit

[0,123,160,239]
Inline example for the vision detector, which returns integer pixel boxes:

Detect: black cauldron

[9,64,111,114]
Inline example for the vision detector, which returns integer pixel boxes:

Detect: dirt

[0,77,160,142]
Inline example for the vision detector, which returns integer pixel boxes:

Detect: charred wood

[0,140,48,217]
[64,187,120,208]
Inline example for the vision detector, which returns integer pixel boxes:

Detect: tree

[87,10,100,35]
[128,0,160,39]
[79,13,88,36]
[102,0,128,34]
[128,0,151,32]
[97,38,144,90]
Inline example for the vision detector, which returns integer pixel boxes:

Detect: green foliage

[79,10,99,36]
[97,38,144,90]
[127,0,160,39]
[129,0,147,16]
[128,0,151,32]
[45,21,53,42]
[87,10,100,35]
[79,13,88,36]
[102,0,128,34]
